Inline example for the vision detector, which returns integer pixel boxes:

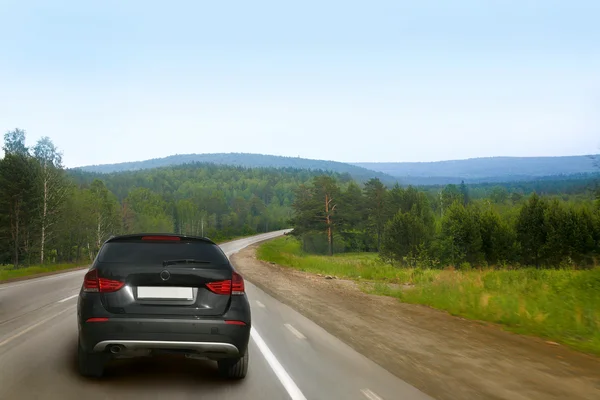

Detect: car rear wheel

[217,350,249,379]
[78,340,107,378]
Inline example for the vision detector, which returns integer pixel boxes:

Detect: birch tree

[175,199,205,236]
[33,137,67,264]
[90,180,121,251]
[3,128,28,155]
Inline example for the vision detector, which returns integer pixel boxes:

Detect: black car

[77,234,251,379]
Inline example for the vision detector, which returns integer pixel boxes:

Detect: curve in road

[0,231,433,400]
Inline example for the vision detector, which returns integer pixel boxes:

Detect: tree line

[3,127,598,270]
[291,176,600,269]
[0,129,333,267]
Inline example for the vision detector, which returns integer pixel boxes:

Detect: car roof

[105,233,217,245]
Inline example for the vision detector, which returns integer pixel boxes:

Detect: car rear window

[97,241,228,265]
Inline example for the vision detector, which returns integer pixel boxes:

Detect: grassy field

[0,263,84,282]
[257,237,600,356]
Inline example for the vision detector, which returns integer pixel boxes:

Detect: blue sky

[1,0,598,167]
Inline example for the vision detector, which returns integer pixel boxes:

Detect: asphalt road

[0,231,433,400]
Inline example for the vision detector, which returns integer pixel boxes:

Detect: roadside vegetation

[258,237,600,355]
[274,174,600,355]
[0,262,83,282]
[3,127,600,354]
[0,128,326,269]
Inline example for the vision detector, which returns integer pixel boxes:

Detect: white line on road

[255,300,265,308]
[58,294,78,303]
[361,388,384,400]
[0,306,75,348]
[284,323,306,340]
[251,327,307,400]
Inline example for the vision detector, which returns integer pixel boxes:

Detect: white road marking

[284,323,306,339]
[251,327,307,400]
[0,306,74,348]
[361,388,384,400]
[255,300,266,308]
[58,294,78,303]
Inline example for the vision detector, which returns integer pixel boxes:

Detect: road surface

[0,231,433,400]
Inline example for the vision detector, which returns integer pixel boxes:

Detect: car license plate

[137,286,193,300]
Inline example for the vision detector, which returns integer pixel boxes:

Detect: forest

[2,127,599,271]
[291,176,600,269]
[77,152,397,185]
[0,129,336,266]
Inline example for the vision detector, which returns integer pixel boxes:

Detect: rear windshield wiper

[163,259,211,266]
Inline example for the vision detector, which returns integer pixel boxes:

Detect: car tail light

[205,271,245,295]
[232,271,245,295]
[206,279,232,295]
[99,277,125,292]
[83,269,124,293]
[83,269,100,292]
[225,320,246,325]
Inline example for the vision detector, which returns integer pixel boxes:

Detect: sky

[0,0,599,168]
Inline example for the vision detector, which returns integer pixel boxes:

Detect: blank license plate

[137,286,193,300]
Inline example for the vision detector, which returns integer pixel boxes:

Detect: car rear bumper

[78,317,250,358]
[93,340,240,356]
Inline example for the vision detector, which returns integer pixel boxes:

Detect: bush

[459,262,472,271]
[381,210,431,264]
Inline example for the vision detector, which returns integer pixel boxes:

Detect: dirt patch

[232,244,600,400]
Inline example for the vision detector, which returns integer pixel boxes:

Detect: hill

[76,153,600,186]
[354,155,598,182]
[75,153,399,185]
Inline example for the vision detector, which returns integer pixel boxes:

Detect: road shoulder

[0,266,89,284]
[231,244,600,400]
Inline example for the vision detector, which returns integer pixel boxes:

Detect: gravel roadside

[231,243,600,400]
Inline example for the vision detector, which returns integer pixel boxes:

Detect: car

[76,233,251,379]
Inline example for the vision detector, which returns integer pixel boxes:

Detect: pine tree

[363,178,388,251]
[440,202,483,266]
[381,210,428,264]
[0,154,41,266]
[516,193,548,267]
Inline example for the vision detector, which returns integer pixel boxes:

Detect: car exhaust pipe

[109,345,123,354]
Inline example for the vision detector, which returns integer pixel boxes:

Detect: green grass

[0,263,84,282]
[258,237,600,356]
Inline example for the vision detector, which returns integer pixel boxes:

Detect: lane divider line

[58,294,78,303]
[255,300,266,308]
[284,324,306,340]
[250,327,307,400]
[0,306,75,348]
[361,388,384,400]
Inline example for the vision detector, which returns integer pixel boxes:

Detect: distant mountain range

[75,153,600,186]
[75,153,399,185]
[354,155,598,179]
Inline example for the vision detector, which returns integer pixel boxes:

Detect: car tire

[78,340,106,378]
[218,350,249,379]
